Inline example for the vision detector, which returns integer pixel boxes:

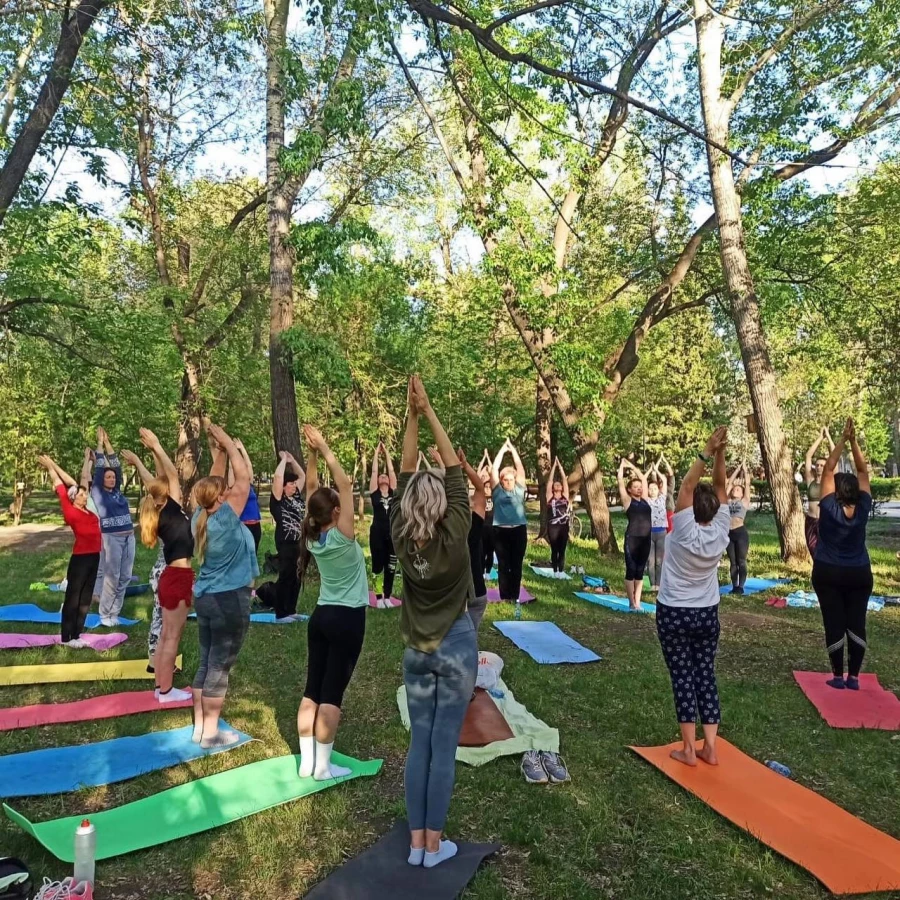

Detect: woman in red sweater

[38,452,101,648]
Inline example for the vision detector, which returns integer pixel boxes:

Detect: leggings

[244,522,262,553]
[96,531,136,619]
[304,604,366,707]
[369,526,397,599]
[548,522,569,573]
[624,533,651,581]
[62,552,100,642]
[656,602,721,725]
[148,545,166,661]
[274,540,300,618]
[648,530,667,587]
[493,524,528,601]
[482,511,495,574]
[726,526,749,589]
[192,587,251,698]
[804,515,819,559]
[404,615,477,832]
[811,560,873,677]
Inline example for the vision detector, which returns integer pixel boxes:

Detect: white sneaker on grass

[156,686,193,703]
[62,638,88,649]
[99,616,118,627]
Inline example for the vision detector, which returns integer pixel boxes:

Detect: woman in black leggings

[811,418,873,691]
[617,458,651,610]
[545,457,570,576]
[369,441,398,600]
[725,462,751,594]
[490,439,528,603]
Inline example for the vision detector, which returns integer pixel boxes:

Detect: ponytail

[297,487,340,582]
[192,476,227,565]
[139,478,170,548]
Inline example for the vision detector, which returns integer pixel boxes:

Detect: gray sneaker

[521,750,549,784]
[540,751,570,784]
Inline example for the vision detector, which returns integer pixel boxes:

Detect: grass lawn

[0,498,898,899]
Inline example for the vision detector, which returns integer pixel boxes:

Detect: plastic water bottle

[765,760,792,779]
[74,818,96,885]
[514,601,522,620]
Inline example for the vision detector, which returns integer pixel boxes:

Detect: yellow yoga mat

[0,656,182,686]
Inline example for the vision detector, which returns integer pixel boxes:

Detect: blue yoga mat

[719,578,789,596]
[574,591,655,615]
[582,575,607,588]
[0,723,251,798]
[0,605,138,627]
[188,612,308,624]
[493,621,600,665]
[530,565,571,580]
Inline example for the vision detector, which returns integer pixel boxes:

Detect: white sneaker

[569,566,577,574]
[577,566,585,574]
[63,638,88,649]
[156,686,193,703]
[99,616,118,627]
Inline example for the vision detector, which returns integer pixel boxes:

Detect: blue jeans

[403,615,477,832]
[97,531,135,619]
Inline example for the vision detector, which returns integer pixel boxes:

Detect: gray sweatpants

[192,587,251,698]
[96,531,136,619]
[403,614,477,832]
[648,530,667,588]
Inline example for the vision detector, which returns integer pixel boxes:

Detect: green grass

[0,505,898,899]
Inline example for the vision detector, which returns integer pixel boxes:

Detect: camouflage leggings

[148,545,166,661]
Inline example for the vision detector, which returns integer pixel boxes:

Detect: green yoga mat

[5,752,382,862]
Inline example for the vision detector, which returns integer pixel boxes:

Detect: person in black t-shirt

[369,442,398,600]
[270,451,306,622]
[618,457,652,610]
[458,448,488,631]
[546,457,571,576]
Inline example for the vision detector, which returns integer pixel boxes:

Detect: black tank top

[468,511,486,597]
[158,496,194,563]
[371,489,393,531]
[625,498,652,538]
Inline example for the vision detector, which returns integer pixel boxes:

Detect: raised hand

[429,445,442,466]
[457,447,467,464]
[120,449,141,468]
[842,417,855,443]
[704,426,728,456]
[138,428,160,451]
[37,454,54,471]
[411,375,431,414]
[207,424,232,448]
[303,424,326,452]
[407,377,419,416]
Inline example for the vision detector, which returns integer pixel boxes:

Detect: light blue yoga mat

[574,591,655,615]
[786,590,885,613]
[485,568,498,581]
[582,575,607,589]
[719,578,789,596]
[188,612,308,624]
[530,565,571,580]
[0,723,251,798]
[0,605,138,627]
[493,621,600,665]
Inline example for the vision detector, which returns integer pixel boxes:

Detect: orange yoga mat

[458,689,514,747]
[631,738,900,895]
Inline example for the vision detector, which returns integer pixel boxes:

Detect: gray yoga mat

[304,820,500,899]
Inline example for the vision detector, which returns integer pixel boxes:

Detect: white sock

[298,735,315,778]
[423,840,458,868]
[156,686,193,703]
[200,729,241,750]
[313,741,352,781]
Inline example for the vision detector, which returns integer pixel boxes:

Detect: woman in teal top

[296,424,368,782]
[491,438,528,602]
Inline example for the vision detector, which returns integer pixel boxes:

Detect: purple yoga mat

[486,587,535,603]
[0,633,128,651]
[0,689,192,732]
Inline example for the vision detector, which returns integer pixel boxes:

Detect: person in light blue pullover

[91,426,135,626]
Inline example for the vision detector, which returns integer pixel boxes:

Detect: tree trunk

[0,15,44,140]
[264,0,302,461]
[695,0,806,563]
[573,434,616,552]
[535,375,552,540]
[892,407,899,477]
[174,359,203,504]
[0,0,112,225]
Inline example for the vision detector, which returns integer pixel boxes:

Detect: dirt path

[0,523,72,552]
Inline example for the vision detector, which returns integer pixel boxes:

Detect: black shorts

[304,604,366,708]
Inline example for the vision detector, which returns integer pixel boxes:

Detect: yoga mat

[794,671,900,730]
[485,567,498,581]
[0,605,138,627]
[0,720,249,798]
[582,575,607,588]
[368,592,401,608]
[719,578,789,596]
[0,633,128,651]
[785,591,885,613]
[459,689,515,747]
[188,612,308,624]
[574,591,655,615]
[305,820,499,900]
[530,565,570,580]
[0,655,180,686]
[0,689,192,732]
[399,677,559,765]
[493,621,600,664]
[5,752,381,861]
[631,738,900,895]
[486,587,534,603]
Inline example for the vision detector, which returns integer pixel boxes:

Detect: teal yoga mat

[719,578,789,596]
[5,753,382,861]
[574,591,655,615]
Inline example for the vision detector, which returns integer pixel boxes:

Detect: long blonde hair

[192,476,226,564]
[398,469,447,544]
[139,478,169,548]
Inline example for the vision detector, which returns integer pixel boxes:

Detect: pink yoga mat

[0,633,128,651]
[486,587,535,603]
[368,592,401,608]
[794,671,900,730]
[0,689,192,732]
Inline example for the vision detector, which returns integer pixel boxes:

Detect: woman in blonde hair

[296,424,368,781]
[190,424,257,748]
[127,429,194,704]
[390,376,477,870]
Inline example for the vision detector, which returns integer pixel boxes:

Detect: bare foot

[670,747,697,767]
[698,743,719,766]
